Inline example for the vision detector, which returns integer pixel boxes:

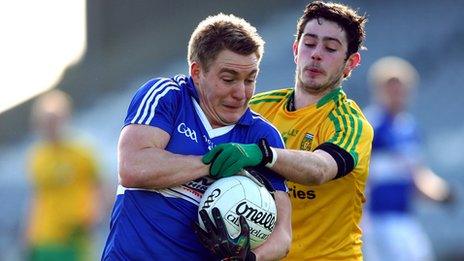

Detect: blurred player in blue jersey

[102,13,292,260]
[362,56,454,261]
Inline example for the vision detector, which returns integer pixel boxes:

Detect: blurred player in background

[25,89,101,261]
[362,56,454,261]
[101,13,291,260]
[202,1,373,260]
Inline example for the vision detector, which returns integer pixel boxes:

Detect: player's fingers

[212,207,228,239]
[238,215,250,239]
[192,220,206,234]
[202,145,223,164]
[211,147,235,177]
[220,159,242,178]
[192,221,211,243]
[199,209,217,234]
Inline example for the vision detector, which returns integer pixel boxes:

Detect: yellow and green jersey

[27,140,99,247]
[250,87,373,260]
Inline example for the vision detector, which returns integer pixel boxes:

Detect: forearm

[413,166,451,202]
[119,147,209,189]
[270,148,337,185]
[253,191,292,261]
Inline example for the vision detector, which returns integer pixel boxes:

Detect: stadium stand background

[1,0,463,259]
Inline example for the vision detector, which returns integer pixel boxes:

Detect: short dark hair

[296,1,367,58]
[188,13,264,71]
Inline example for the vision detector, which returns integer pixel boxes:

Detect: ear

[190,61,202,84]
[292,40,299,64]
[343,52,361,77]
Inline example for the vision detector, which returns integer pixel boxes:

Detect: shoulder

[249,110,279,132]
[134,75,185,98]
[321,99,373,166]
[250,88,292,105]
[324,98,374,154]
[128,77,183,112]
[331,99,372,129]
[246,111,285,148]
[125,75,188,125]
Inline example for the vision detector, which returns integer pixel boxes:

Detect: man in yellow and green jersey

[26,90,101,261]
[250,86,372,259]
[201,1,373,260]
[27,140,99,261]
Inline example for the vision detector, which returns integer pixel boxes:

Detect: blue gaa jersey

[364,105,421,214]
[102,75,286,260]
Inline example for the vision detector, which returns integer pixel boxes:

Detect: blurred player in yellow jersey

[202,1,373,259]
[25,90,101,261]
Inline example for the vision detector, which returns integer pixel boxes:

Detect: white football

[198,171,277,249]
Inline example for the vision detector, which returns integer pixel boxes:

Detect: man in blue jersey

[102,13,292,260]
[362,56,454,261]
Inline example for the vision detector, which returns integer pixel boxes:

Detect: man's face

[378,78,410,114]
[293,18,357,95]
[37,111,67,141]
[193,49,259,128]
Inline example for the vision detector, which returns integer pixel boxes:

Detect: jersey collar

[285,87,345,110]
[316,87,345,108]
[185,76,200,102]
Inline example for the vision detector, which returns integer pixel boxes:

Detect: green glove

[202,138,273,178]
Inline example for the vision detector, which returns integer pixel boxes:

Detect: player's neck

[294,86,333,110]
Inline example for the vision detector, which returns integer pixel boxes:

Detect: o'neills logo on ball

[235,201,276,230]
[225,213,273,241]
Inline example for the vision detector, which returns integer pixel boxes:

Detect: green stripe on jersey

[328,112,342,144]
[249,98,283,105]
[253,91,288,99]
[341,104,355,150]
[316,87,342,108]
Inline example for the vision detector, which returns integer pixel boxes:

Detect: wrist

[257,138,276,168]
[265,147,277,168]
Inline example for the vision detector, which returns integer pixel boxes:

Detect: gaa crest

[300,133,314,151]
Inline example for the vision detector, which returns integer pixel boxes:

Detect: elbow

[118,162,139,188]
[299,168,326,185]
[308,160,333,185]
[119,172,134,188]
[281,234,292,258]
[274,232,292,260]
[277,209,292,258]
[118,160,164,189]
[311,168,327,185]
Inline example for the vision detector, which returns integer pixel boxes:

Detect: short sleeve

[325,109,374,167]
[124,78,181,134]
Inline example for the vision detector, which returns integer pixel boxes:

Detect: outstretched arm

[413,165,453,203]
[270,148,338,185]
[118,124,209,189]
[203,139,344,185]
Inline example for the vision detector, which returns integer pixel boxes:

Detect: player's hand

[193,207,256,261]
[202,138,274,178]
